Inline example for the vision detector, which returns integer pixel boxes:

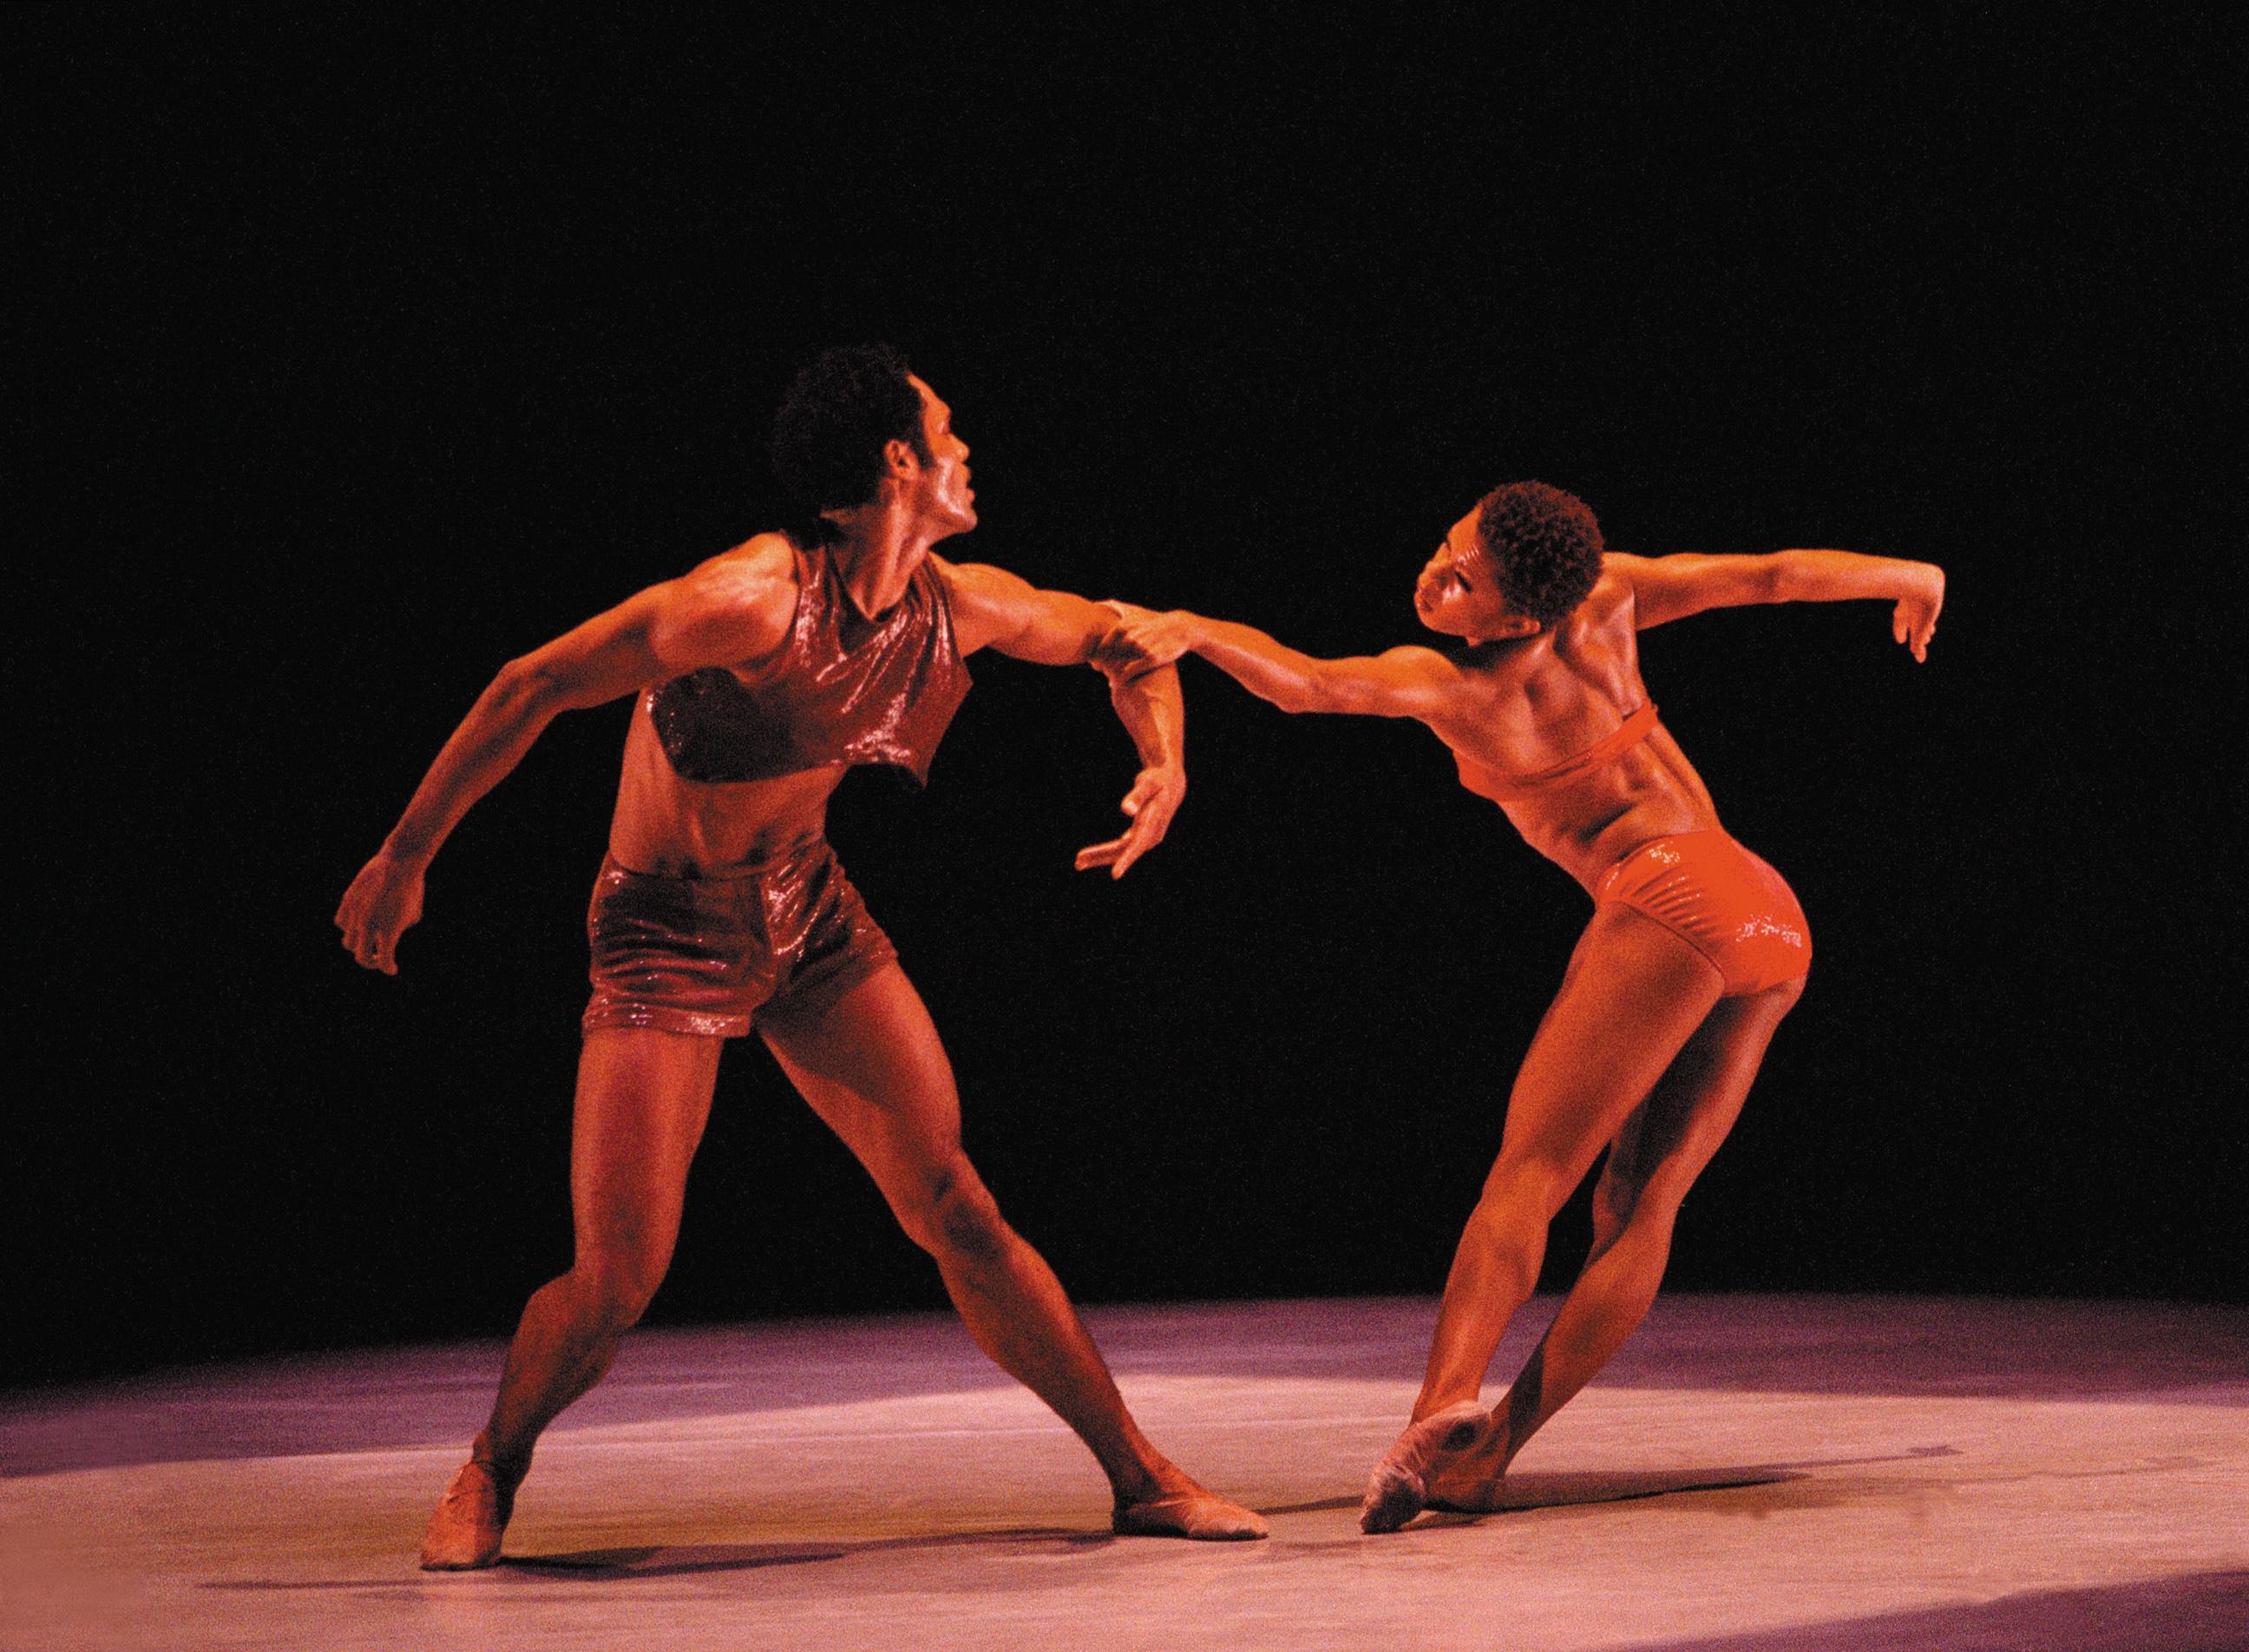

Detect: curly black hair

[769,344,929,515]
[1473,481,1605,626]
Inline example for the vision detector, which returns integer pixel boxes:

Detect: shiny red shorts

[1594,831,1811,997]
[582,840,897,1039]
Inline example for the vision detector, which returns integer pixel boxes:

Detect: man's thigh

[569,1027,725,1258]
[757,964,967,1195]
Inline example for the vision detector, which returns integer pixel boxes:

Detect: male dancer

[338,345,1266,1567]
[1102,481,1942,1531]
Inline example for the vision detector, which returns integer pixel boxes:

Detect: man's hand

[336,849,427,975]
[1096,601,1201,678]
[1892,564,1945,662]
[1074,763,1186,879]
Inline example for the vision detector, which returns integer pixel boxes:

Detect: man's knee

[570,1248,671,1335]
[903,1157,1013,1264]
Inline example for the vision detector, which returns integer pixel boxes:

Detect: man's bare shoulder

[683,533,799,591]
[925,555,1040,651]
[650,534,801,670]
[925,554,1021,598]
[672,534,797,613]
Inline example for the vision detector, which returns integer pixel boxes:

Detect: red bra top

[1454,701,1660,803]
[646,539,971,786]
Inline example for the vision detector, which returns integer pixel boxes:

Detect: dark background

[13,11,2237,1387]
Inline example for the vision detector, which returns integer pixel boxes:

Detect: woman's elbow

[1757,555,1801,604]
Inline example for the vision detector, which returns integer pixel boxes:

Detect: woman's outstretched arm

[1098,602,1465,720]
[1608,551,1945,660]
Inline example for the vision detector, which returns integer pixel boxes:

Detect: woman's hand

[1892,563,1945,662]
[1096,600,1202,676]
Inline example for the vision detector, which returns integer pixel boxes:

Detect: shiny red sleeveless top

[1454,701,1659,803]
[646,539,971,785]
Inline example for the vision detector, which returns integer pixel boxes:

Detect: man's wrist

[379,833,436,871]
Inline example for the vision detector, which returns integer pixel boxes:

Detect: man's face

[1413,510,1517,638]
[904,376,976,535]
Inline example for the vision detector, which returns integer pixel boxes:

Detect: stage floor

[5,1295,2246,1650]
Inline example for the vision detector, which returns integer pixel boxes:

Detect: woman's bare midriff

[604,706,846,875]
[1498,726,1723,893]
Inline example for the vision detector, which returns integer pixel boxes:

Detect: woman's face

[1413,511,1524,640]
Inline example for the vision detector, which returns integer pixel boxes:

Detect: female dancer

[1102,482,1942,1532]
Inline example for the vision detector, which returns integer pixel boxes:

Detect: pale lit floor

[5,1296,2246,1651]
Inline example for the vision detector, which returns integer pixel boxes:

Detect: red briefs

[582,838,897,1039]
[1594,830,1811,997]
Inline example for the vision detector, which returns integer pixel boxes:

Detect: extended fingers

[1894,602,1937,662]
[1109,816,1156,877]
[1077,811,1167,879]
[1074,835,1126,871]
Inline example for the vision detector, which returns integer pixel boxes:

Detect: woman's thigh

[1490,904,1727,1196]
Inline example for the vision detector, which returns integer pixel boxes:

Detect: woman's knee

[1476,1155,1574,1229]
[1590,1170,1639,1249]
[1459,1158,1570,1274]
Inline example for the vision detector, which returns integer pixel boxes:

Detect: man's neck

[823,507,937,620]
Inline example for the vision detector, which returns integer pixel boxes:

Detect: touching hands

[335,849,426,974]
[1096,600,1201,678]
[1074,763,1186,879]
[1892,564,1945,662]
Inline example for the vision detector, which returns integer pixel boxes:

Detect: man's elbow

[489,656,574,720]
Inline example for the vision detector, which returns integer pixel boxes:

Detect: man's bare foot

[418,1458,516,1570]
[1112,1485,1269,1541]
[1360,1401,1490,1533]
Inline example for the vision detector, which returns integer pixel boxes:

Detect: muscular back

[1437,570,1721,889]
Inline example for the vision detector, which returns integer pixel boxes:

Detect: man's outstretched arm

[934,558,1185,878]
[1095,602,1466,722]
[1608,550,1946,660]
[336,540,797,972]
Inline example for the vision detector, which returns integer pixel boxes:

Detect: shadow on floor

[1272,1440,1954,1520]
[198,1526,1121,1590]
[1633,1568,2249,1652]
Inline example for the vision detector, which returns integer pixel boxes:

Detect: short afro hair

[1473,481,1604,626]
[769,344,929,515]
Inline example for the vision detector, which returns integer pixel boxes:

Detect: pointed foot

[1360,1401,1490,1534]
[418,1459,514,1570]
